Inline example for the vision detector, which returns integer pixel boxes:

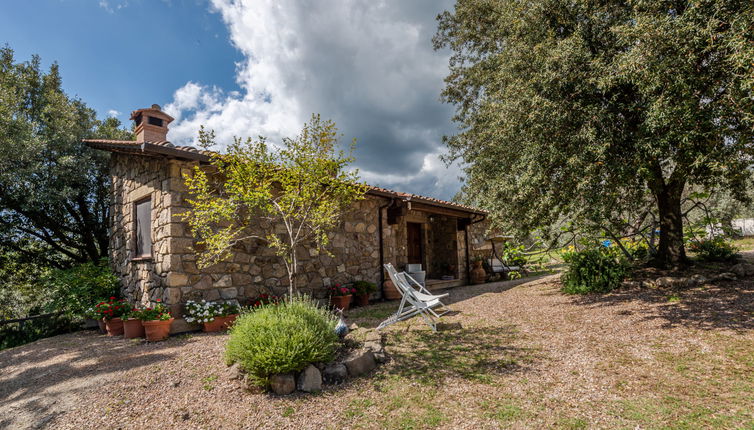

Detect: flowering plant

[329,283,356,297]
[83,304,101,320]
[248,293,281,308]
[136,300,172,321]
[183,300,238,324]
[94,297,129,320]
[352,280,377,295]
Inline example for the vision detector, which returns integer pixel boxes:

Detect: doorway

[407,222,424,266]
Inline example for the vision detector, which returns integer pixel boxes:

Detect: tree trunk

[654,184,687,268]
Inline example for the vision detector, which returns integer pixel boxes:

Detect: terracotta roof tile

[84,138,485,215]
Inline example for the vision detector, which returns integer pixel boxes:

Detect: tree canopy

[0,46,131,265]
[435,0,754,266]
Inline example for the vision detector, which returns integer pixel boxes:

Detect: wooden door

[407,222,423,265]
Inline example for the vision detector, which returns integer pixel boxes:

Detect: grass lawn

[733,236,754,252]
[1,274,752,429]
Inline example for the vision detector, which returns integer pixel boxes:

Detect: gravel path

[1,274,752,429]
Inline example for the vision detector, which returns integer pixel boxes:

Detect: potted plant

[122,307,145,339]
[248,293,281,308]
[95,297,129,336]
[84,304,106,334]
[470,257,487,284]
[329,283,355,310]
[352,280,377,306]
[138,300,173,341]
[184,300,240,332]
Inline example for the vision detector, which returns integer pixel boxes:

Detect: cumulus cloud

[165,0,463,200]
[106,109,121,118]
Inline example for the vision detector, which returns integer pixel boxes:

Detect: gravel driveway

[1,274,752,429]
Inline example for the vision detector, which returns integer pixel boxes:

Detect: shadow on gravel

[346,274,555,329]
[384,325,536,385]
[568,280,754,332]
[0,330,198,429]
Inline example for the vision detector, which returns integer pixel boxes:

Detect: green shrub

[352,280,377,295]
[561,246,629,294]
[46,259,120,319]
[500,241,527,268]
[687,237,738,262]
[225,295,339,387]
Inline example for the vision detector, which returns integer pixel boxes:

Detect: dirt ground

[1,272,752,430]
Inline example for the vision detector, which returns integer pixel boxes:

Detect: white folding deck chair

[378,263,450,332]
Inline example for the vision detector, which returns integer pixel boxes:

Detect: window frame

[132,196,153,261]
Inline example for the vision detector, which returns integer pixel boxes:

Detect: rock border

[228,325,387,395]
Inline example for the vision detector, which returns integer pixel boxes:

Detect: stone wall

[110,155,386,314]
[109,153,486,329]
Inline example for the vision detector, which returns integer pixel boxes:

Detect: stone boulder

[226,363,242,380]
[343,350,377,377]
[322,363,348,384]
[269,373,296,395]
[730,263,754,278]
[296,365,322,393]
[713,272,737,281]
[655,277,681,288]
[437,322,463,331]
[364,341,387,363]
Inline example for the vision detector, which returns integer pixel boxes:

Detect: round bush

[225,295,338,387]
[561,247,629,294]
[688,237,738,262]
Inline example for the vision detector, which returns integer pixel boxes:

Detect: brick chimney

[130,104,174,143]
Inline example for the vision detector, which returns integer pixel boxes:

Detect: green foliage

[0,245,119,349]
[0,313,79,350]
[687,237,738,262]
[499,242,527,268]
[46,259,119,319]
[622,239,650,262]
[561,247,630,294]
[352,280,377,295]
[183,115,368,296]
[435,0,754,266]
[0,46,131,264]
[0,242,54,320]
[225,295,339,387]
[133,300,172,321]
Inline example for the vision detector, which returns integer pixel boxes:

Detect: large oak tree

[435,0,754,266]
[0,47,131,265]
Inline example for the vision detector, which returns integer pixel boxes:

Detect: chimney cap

[130,105,174,123]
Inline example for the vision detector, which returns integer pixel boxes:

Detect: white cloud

[106,109,121,118]
[165,0,462,200]
[98,0,128,13]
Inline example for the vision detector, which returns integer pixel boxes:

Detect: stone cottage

[85,105,488,331]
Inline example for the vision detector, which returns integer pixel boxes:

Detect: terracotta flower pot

[355,294,370,307]
[383,280,401,300]
[471,260,487,284]
[97,319,107,334]
[202,317,226,332]
[202,314,239,332]
[104,317,124,336]
[142,318,174,342]
[223,313,239,329]
[330,294,352,310]
[123,318,145,339]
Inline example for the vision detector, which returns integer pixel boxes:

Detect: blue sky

[1,0,463,200]
[0,0,240,121]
